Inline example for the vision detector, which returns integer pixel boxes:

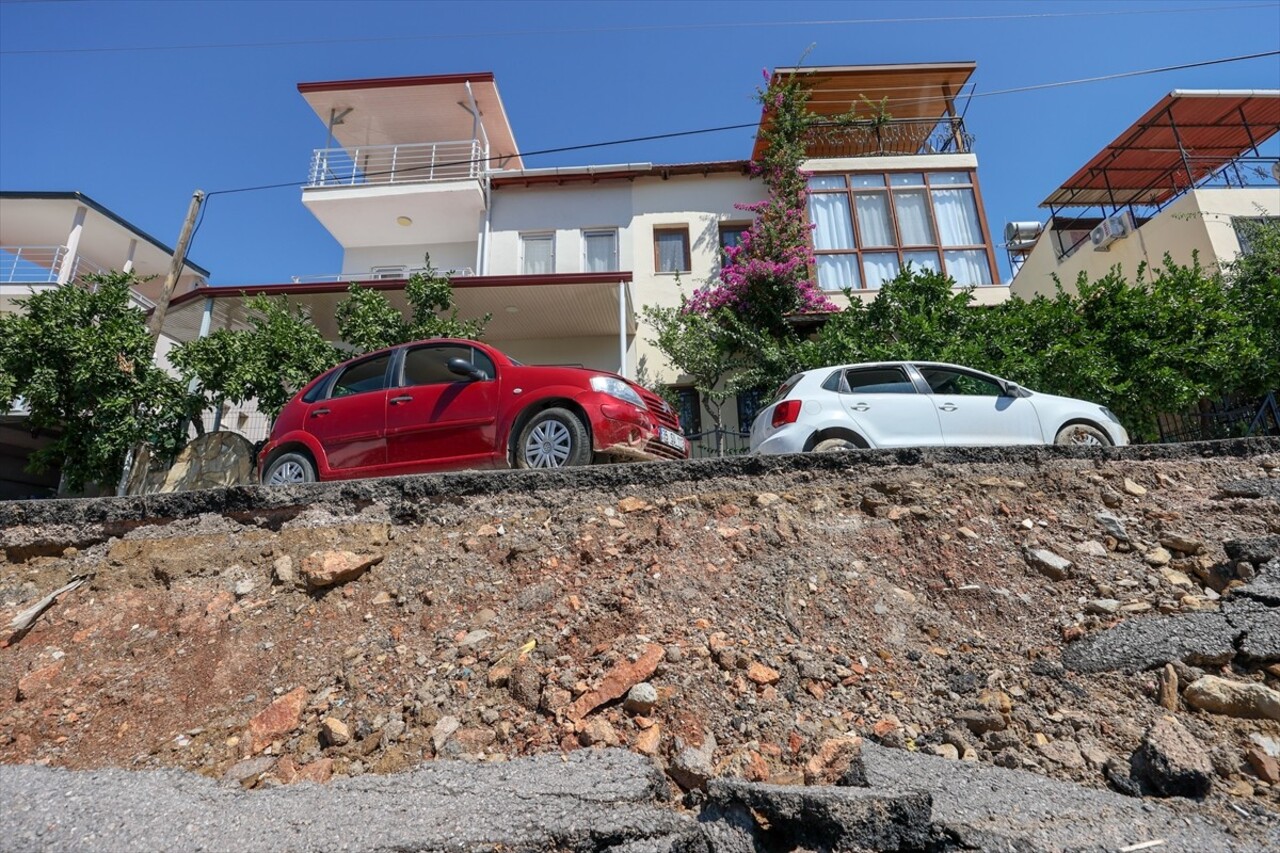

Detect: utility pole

[148,189,205,352]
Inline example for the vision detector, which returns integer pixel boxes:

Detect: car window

[329,353,392,398]
[401,345,495,386]
[302,370,334,403]
[919,367,1002,397]
[843,367,916,394]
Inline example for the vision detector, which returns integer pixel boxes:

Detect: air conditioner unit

[1091,210,1135,251]
[370,266,408,280]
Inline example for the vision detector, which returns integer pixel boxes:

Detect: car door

[836,365,943,447]
[914,364,1042,446]
[305,352,392,472]
[384,343,499,472]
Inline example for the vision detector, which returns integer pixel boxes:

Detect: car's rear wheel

[813,438,859,452]
[1054,424,1110,447]
[264,451,317,485]
[516,408,591,469]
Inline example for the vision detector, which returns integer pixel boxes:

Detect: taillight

[771,400,801,428]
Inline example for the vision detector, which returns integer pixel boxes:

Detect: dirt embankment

[2,441,1279,845]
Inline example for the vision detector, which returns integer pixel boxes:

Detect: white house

[1007,90,1280,297]
[161,63,1006,443]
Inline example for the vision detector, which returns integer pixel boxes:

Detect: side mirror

[447,357,487,382]
[1002,381,1022,398]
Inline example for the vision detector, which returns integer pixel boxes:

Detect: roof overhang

[753,62,977,160]
[1042,90,1280,208]
[161,273,636,345]
[298,72,522,171]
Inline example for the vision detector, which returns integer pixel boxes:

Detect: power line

[205,49,1280,198]
[4,3,1278,56]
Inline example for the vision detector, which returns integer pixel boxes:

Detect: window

[401,344,495,386]
[330,353,392,398]
[583,229,619,272]
[718,222,751,257]
[807,171,994,290]
[672,386,701,434]
[370,266,407,280]
[1234,217,1279,255]
[521,233,554,275]
[654,226,691,273]
[918,366,1002,397]
[736,388,767,433]
[841,367,916,394]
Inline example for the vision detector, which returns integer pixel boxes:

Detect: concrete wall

[1009,187,1280,299]
[343,243,478,277]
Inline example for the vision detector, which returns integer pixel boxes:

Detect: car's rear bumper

[751,424,811,455]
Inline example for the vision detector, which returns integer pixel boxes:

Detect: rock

[448,727,497,756]
[617,496,649,513]
[1161,534,1205,556]
[746,662,781,686]
[299,551,383,590]
[1157,664,1179,711]
[234,579,255,597]
[1224,536,1280,567]
[932,743,960,760]
[1130,716,1213,799]
[508,664,543,711]
[755,493,781,507]
[1038,739,1086,770]
[1184,675,1280,721]
[457,629,491,649]
[1075,540,1108,558]
[633,724,661,757]
[803,736,868,787]
[1096,511,1130,541]
[1250,732,1280,759]
[955,709,1006,735]
[1144,547,1172,567]
[1025,548,1072,581]
[578,717,621,747]
[1160,568,1193,587]
[320,717,350,747]
[272,556,296,586]
[222,756,276,787]
[381,719,405,746]
[294,758,333,784]
[1246,746,1280,784]
[1122,478,1148,497]
[1086,599,1121,615]
[16,661,64,701]
[248,687,307,753]
[432,716,460,752]
[957,526,979,540]
[566,643,664,721]
[622,682,658,715]
[668,731,717,791]
[1062,613,1239,673]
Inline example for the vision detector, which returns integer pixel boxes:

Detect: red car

[258,339,688,484]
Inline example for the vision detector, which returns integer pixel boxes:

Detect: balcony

[1,245,154,313]
[289,266,475,283]
[804,116,973,159]
[302,139,488,248]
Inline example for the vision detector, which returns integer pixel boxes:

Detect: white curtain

[855,193,894,246]
[944,249,992,285]
[903,250,940,274]
[817,255,860,290]
[584,232,617,272]
[932,188,983,246]
[522,236,553,275]
[863,253,901,288]
[808,194,854,250]
[894,190,934,245]
[656,231,688,272]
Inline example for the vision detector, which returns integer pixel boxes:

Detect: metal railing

[307,139,487,188]
[685,428,753,459]
[1,245,112,283]
[805,116,973,158]
[288,267,476,283]
[1157,391,1280,443]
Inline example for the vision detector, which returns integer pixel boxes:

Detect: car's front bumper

[591,401,688,461]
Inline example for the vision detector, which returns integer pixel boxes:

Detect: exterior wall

[1009,187,1280,299]
[485,335,619,371]
[343,243,478,276]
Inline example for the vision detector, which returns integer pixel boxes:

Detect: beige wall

[343,243,478,277]
[1010,187,1280,299]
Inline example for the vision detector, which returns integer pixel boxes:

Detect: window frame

[806,169,997,291]
[671,385,702,435]
[397,343,496,388]
[582,228,620,273]
[653,225,692,274]
[717,221,752,257]
[520,232,556,275]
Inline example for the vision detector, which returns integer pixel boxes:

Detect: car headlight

[591,376,648,409]
[1100,407,1121,423]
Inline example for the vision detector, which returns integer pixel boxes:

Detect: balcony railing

[804,116,973,158]
[288,267,476,283]
[307,139,487,188]
[0,245,110,283]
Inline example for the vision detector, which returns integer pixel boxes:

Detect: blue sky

[2,0,1277,285]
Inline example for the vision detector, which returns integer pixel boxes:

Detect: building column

[618,280,627,379]
[55,205,88,284]
[122,238,138,274]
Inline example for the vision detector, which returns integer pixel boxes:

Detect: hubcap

[1068,429,1102,447]
[524,420,572,468]
[268,461,308,484]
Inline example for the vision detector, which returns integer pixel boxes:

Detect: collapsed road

[2,440,1279,851]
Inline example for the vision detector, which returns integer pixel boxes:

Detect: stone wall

[125,431,258,495]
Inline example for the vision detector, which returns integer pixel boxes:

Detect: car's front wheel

[263,451,318,485]
[515,408,591,469]
[1054,424,1110,447]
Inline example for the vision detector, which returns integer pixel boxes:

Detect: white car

[749,361,1129,454]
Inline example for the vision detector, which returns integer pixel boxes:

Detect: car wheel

[1054,424,1110,447]
[813,438,859,452]
[264,452,317,485]
[516,408,591,469]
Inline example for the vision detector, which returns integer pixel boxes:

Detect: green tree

[1221,216,1280,395]
[0,272,197,492]
[169,295,340,421]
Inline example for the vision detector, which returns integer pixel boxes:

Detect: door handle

[851,403,870,412]
[389,395,413,405]
[311,408,330,417]
[939,403,958,412]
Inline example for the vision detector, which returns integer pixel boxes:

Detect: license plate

[659,427,687,451]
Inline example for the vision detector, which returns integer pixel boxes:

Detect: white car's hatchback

[750,361,1129,454]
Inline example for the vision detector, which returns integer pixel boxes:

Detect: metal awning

[1042,90,1280,208]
